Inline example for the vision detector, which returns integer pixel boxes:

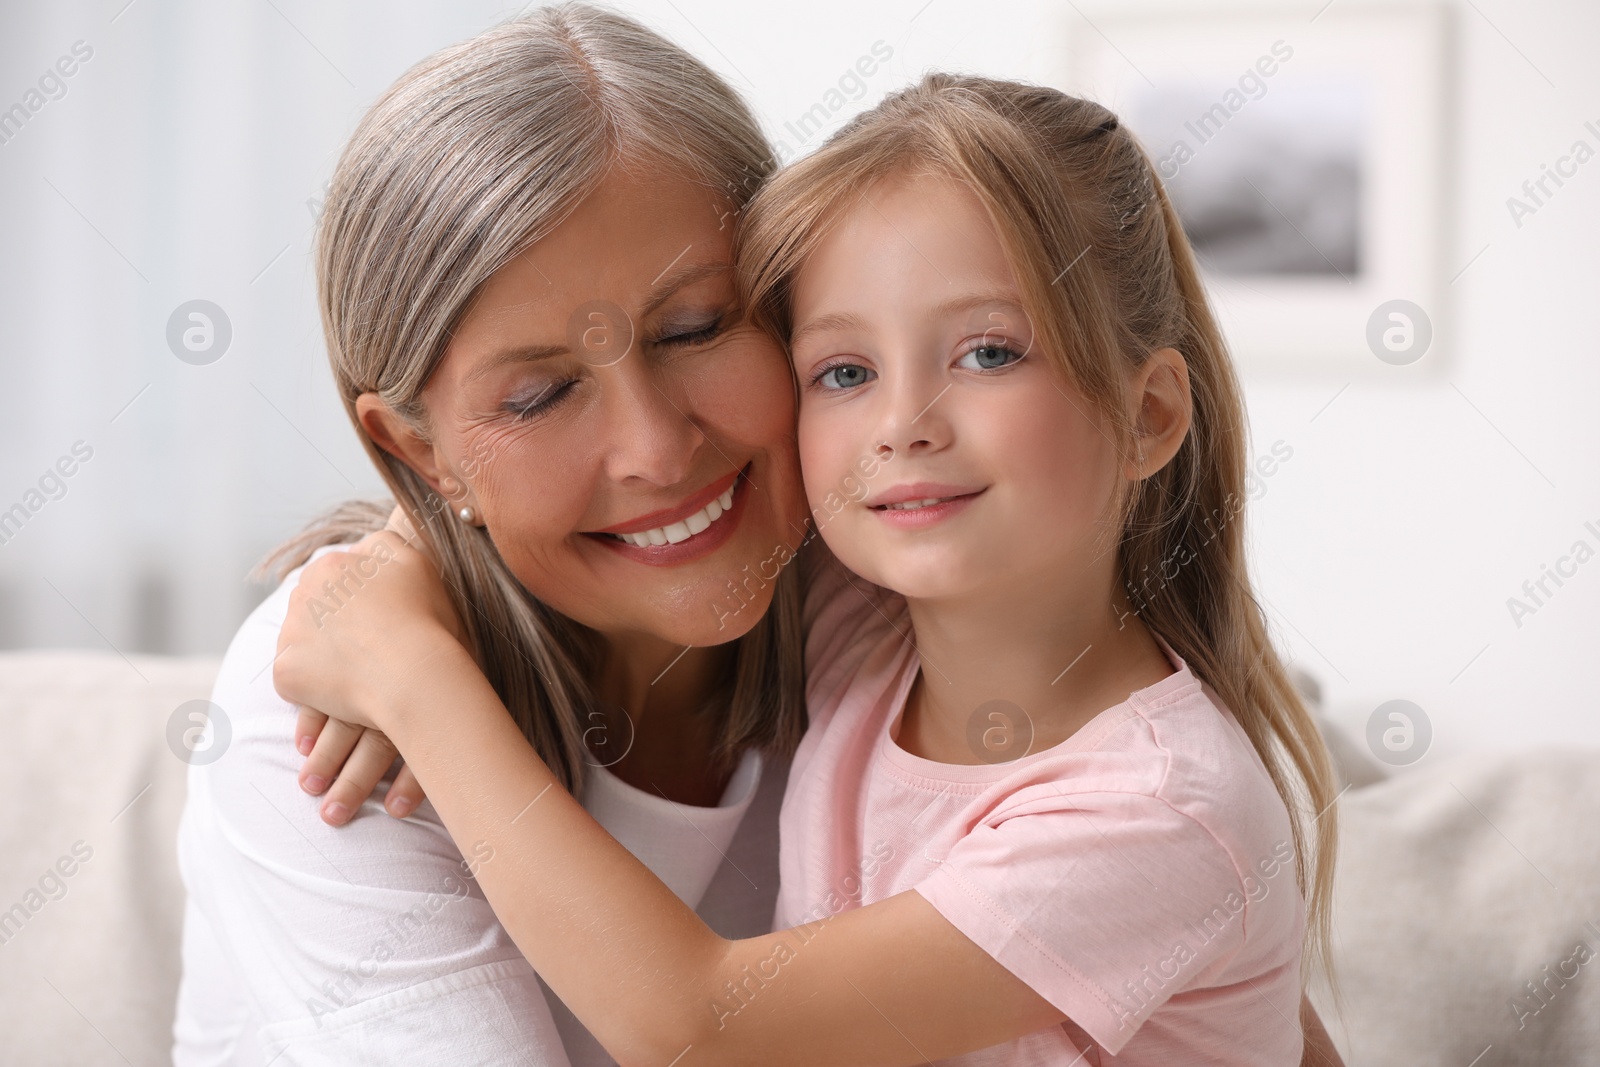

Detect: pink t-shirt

[773,557,1305,1065]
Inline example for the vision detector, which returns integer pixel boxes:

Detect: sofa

[1,649,1596,1065]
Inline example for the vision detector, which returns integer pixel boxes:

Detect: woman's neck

[896,576,1174,766]
[592,633,739,806]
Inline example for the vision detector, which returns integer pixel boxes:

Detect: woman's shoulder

[183,541,486,895]
[177,544,553,1056]
[215,542,352,711]
[187,539,373,812]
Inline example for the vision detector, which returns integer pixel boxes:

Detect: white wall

[1,0,1593,765]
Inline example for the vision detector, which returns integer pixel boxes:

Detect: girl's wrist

[379,631,490,743]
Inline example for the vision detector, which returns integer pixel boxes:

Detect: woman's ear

[355,392,456,498]
[1124,347,1192,481]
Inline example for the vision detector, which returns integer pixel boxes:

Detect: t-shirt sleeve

[911,790,1254,1056]
[174,546,575,1066]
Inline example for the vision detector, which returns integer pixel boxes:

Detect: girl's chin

[856,561,980,603]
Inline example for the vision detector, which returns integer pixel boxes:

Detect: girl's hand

[274,506,468,815]
[294,703,428,825]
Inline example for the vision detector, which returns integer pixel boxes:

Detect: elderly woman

[172,5,1343,1065]
[173,8,804,1064]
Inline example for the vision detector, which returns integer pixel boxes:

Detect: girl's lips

[868,489,984,530]
[586,466,751,567]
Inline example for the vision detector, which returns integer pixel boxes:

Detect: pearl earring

[458,506,475,524]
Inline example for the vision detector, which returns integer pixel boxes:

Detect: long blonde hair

[257,3,805,792]
[739,73,1341,1003]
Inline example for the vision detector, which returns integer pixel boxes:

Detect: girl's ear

[355,392,467,504]
[1123,347,1192,481]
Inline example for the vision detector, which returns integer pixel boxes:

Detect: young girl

[276,73,1341,1065]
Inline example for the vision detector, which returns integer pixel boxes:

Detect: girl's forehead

[793,175,1014,303]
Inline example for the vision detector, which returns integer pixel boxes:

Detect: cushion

[0,651,220,1067]
[1306,745,1600,1065]
[3,649,1595,1066]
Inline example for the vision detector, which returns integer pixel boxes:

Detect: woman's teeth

[613,486,736,547]
[880,497,956,511]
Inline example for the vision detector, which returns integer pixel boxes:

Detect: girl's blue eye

[812,362,875,391]
[957,344,1023,371]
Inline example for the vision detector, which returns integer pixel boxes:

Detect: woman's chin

[687,571,778,645]
[586,556,783,647]
[516,491,805,647]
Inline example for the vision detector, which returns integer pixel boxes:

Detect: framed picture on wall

[1059,5,1453,376]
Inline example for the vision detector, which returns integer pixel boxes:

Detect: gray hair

[259,3,804,792]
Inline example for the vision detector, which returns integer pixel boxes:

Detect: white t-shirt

[171,544,787,1066]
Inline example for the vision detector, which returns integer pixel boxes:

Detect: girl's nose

[873,371,953,458]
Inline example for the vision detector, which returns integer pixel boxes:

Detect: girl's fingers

[298,714,363,796]
[383,763,427,819]
[294,705,329,757]
[319,730,402,827]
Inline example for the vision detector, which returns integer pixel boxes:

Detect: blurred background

[1,0,1595,768]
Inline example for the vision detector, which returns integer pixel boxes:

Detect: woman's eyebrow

[641,259,732,317]
[467,261,734,382]
[467,341,568,384]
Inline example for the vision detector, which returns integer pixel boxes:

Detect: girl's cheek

[797,427,864,535]
[795,410,830,495]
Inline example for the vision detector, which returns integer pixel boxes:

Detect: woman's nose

[599,359,704,488]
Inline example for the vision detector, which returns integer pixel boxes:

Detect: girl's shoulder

[798,542,907,687]
[902,674,1305,1053]
[1137,672,1292,843]
[791,543,916,755]
[1009,667,1298,889]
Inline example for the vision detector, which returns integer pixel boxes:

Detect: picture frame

[1059,4,1454,376]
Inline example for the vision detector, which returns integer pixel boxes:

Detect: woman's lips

[585,465,751,567]
[594,465,744,535]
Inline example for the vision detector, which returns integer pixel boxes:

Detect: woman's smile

[585,462,753,565]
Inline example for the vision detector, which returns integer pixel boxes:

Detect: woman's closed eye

[502,313,729,422]
[506,378,579,422]
[653,313,725,348]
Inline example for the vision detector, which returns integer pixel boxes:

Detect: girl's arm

[273,527,1330,1066]
[414,664,1066,1067]
[275,530,1066,1067]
